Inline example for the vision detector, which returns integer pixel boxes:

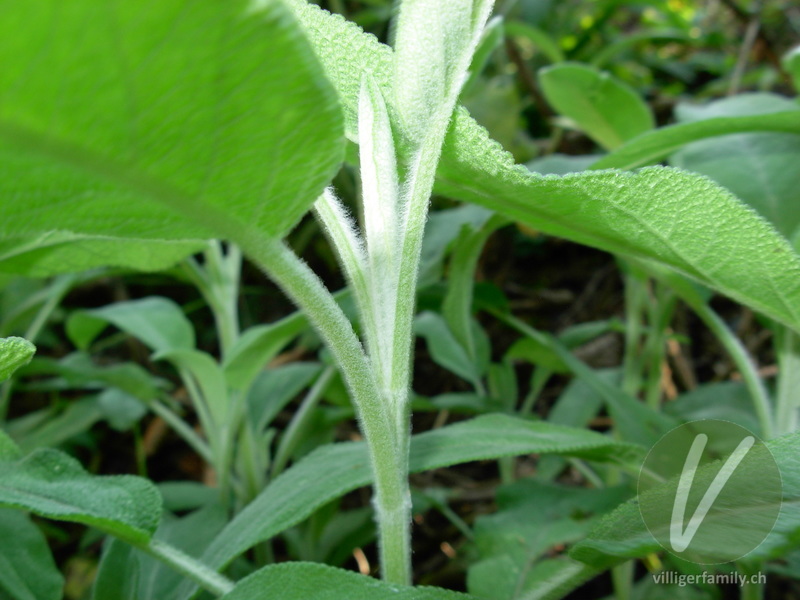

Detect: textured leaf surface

[0,0,343,245]
[285,0,800,334]
[0,337,35,383]
[0,233,204,277]
[0,508,63,600]
[538,63,654,149]
[189,414,640,586]
[668,94,800,240]
[0,448,161,543]
[223,562,476,600]
[570,430,800,568]
[392,0,489,144]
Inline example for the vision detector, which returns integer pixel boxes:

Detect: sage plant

[246,1,496,584]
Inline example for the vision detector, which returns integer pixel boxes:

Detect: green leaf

[284,0,800,335]
[223,313,308,393]
[495,313,676,447]
[589,30,689,70]
[98,389,148,432]
[468,480,629,600]
[0,336,35,383]
[506,337,569,373]
[0,430,21,460]
[0,448,161,544]
[590,111,800,171]
[0,508,64,600]
[669,93,800,239]
[0,232,204,277]
[93,503,228,600]
[23,352,162,402]
[420,205,495,287]
[538,63,655,149]
[0,0,344,246]
[155,349,229,427]
[504,22,565,64]
[664,382,762,436]
[186,414,641,588]
[91,538,139,600]
[69,297,195,354]
[392,0,493,145]
[469,554,597,600]
[536,371,616,481]
[784,46,800,93]
[16,398,103,454]
[570,429,800,569]
[222,562,476,600]
[247,363,322,433]
[527,153,601,175]
[415,311,487,389]
[443,214,508,365]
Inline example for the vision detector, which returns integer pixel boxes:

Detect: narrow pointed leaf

[156,349,229,427]
[392,0,492,143]
[222,313,308,392]
[187,414,641,584]
[359,75,400,271]
[590,111,800,171]
[0,508,63,600]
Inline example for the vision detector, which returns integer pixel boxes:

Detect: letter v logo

[670,433,754,552]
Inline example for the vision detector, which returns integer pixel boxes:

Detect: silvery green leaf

[392,0,495,144]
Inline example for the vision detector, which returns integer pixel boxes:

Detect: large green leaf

[668,94,800,240]
[0,508,63,600]
[538,63,655,150]
[0,232,205,277]
[222,562,476,600]
[0,0,344,250]
[0,447,161,544]
[180,414,640,596]
[0,337,35,383]
[283,0,800,335]
[570,429,800,569]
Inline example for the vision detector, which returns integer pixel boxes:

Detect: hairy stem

[138,538,235,597]
[241,235,411,583]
